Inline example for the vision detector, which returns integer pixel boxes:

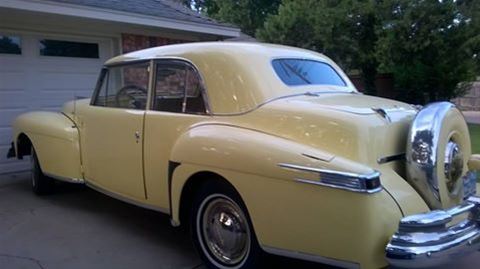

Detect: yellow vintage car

[7,42,480,269]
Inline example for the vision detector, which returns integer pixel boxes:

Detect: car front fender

[12,111,83,181]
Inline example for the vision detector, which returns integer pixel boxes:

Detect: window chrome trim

[90,67,108,106]
[90,60,151,108]
[147,56,212,115]
[278,163,382,194]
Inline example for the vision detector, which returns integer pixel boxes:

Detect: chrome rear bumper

[386,196,480,268]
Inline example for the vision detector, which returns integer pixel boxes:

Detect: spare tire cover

[406,102,471,209]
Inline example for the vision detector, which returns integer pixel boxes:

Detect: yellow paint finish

[75,104,147,200]
[171,163,402,269]
[12,42,472,269]
[142,111,210,209]
[12,112,82,179]
[469,154,480,171]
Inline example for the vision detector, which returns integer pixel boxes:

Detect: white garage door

[0,32,113,174]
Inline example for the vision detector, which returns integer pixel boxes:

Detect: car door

[80,61,151,200]
[143,59,210,209]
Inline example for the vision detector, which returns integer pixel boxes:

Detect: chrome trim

[377,153,406,164]
[197,194,251,267]
[372,107,392,122]
[386,195,480,268]
[262,246,360,269]
[147,57,212,115]
[444,140,464,194]
[85,181,169,214]
[406,102,457,208]
[212,91,357,117]
[106,55,357,116]
[44,172,84,184]
[278,163,382,194]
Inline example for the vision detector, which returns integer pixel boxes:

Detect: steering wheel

[115,85,148,109]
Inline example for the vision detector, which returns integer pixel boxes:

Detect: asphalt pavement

[0,172,332,269]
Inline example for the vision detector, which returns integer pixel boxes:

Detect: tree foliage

[376,0,479,103]
[185,0,479,103]
[257,0,380,95]
[257,0,479,103]
[184,0,280,36]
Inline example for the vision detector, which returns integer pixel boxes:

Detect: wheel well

[178,171,237,228]
[16,133,32,159]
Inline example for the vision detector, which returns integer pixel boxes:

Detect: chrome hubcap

[198,195,250,266]
[444,140,463,193]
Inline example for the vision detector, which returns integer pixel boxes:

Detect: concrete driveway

[0,172,332,269]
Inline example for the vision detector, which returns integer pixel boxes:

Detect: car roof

[105,42,329,65]
[105,42,356,114]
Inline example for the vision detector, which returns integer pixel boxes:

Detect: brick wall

[349,73,395,98]
[452,82,480,111]
[121,33,188,54]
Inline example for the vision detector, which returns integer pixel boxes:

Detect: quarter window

[272,59,346,87]
[93,62,149,109]
[0,35,21,55]
[39,39,99,59]
[153,61,206,114]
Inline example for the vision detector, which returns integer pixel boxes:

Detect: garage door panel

[0,32,112,174]
[0,127,12,145]
[39,72,99,90]
[0,71,27,89]
[0,90,28,109]
[38,89,94,107]
[0,108,28,127]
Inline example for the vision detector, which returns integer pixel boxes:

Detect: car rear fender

[12,111,83,182]
[169,123,379,221]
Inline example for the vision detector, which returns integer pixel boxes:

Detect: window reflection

[0,35,21,55]
[39,39,99,59]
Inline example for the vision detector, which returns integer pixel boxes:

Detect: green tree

[258,0,479,103]
[376,0,478,103]
[257,0,380,95]
[184,0,280,36]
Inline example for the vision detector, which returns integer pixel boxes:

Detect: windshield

[272,59,346,87]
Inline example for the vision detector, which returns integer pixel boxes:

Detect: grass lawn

[469,124,480,154]
[468,124,480,183]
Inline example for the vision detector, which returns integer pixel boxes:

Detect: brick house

[0,0,239,174]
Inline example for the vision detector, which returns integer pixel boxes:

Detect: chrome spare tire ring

[406,102,470,209]
[196,194,251,268]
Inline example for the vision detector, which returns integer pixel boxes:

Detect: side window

[93,62,149,109]
[153,61,206,114]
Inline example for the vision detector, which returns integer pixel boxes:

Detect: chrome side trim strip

[44,172,84,184]
[278,163,382,193]
[262,246,360,269]
[85,181,169,214]
[278,163,380,180]
[293,178,382,194]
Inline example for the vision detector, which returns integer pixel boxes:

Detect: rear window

[272,59,346,87]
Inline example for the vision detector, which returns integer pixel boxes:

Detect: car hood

[231,92,418,167]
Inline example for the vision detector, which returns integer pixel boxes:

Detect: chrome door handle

[134,131,140,143]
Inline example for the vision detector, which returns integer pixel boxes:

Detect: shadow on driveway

[0,172,336,269]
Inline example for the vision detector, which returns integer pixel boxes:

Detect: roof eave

[0,0,240,38]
